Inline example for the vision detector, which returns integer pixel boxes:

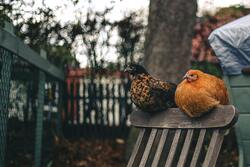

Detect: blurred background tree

[1,0,250,73]
[0,0,146,69]
[0,1,77,67]
[115,11,145,69]
[144,0,197,83]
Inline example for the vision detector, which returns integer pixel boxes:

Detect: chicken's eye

[190,74,194,77]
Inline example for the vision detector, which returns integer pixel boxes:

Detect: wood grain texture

[203,129,225,167]
[130,105,238,129]
[151,129,169,167]
[139,129,157,167]
[190,129,206,167]
[177,129,194,167]
[164,129,182,167]
[127,129,145,167]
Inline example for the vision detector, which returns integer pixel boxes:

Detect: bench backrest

[127,105,238,167]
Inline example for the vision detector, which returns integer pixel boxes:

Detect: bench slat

[190,129,206,167]
[139,129,157,167]
[164,129,182,167]
[177,129,194,167]
[203,129,225,167]
[151,129,169,167]
[130,105,237,129]
[127,128,145,167]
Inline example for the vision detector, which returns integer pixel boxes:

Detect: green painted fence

[0,22,65,167]
[224,75,250,167]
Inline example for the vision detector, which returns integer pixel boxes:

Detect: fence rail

[0,23,64,81]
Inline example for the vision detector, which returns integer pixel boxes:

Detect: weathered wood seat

[127,105,238,167]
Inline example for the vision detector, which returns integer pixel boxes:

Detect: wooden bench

[127,105,238,167]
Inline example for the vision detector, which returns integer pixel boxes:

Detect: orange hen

[175,70,229,118]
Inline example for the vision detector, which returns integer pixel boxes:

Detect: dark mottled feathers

[125,64,176,113]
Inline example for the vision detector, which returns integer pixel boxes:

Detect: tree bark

[144,0,197,83]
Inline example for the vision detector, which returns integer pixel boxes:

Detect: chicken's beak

[183,73,189,80]
[124,66,132,73]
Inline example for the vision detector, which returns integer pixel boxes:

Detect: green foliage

[0,0,145,70]
[69,8,114,69]
[0,3,12,27]
[0,0,76,68]
[114,12,145,68]
[46,46,78,68]
[191,61,222,77]
[216,5,250,18]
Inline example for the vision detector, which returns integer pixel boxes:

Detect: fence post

[0,21,14,167]
[34,49,46,167]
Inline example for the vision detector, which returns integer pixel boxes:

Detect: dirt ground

[52,138,126,167]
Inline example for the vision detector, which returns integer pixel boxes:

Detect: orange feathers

[175,70,229,118]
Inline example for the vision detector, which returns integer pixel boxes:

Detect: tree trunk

[144,0,197,83]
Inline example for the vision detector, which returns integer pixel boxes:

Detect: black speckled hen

[125,64,176,113]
